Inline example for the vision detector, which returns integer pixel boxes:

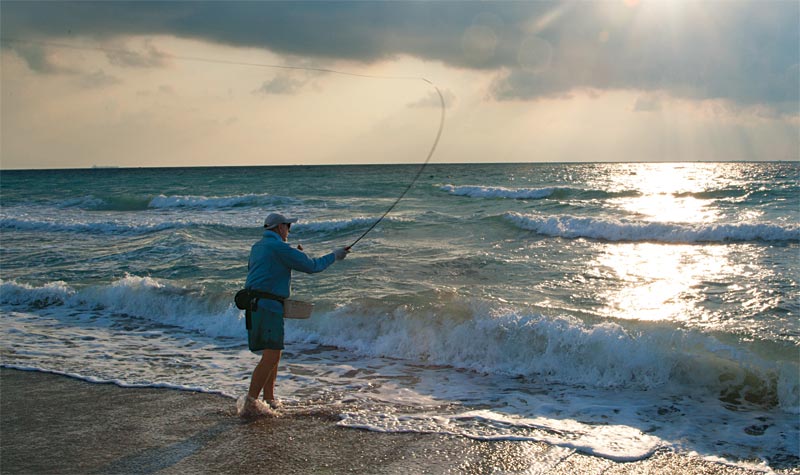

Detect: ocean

[1,162,798,470]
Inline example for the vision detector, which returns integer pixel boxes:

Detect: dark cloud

[2,1,797,110]
[105,42,168,68]
[8,41,79,74]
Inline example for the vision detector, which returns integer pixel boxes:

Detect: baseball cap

[264,212,298,230]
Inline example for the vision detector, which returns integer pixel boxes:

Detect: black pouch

[236,289,284,330]
[234,289,252,310]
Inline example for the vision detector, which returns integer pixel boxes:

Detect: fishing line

[349,82,444,248]
[1,37,446,248]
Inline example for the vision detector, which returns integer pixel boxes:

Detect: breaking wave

[148,193,298,209]
[3,278,797,414]
[56,193,299,211]
[0,278,242,338]
[505,212,800,243]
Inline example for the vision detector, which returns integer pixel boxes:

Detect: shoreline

[1,367,788,474]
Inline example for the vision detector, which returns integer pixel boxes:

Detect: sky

[1,1,798,169]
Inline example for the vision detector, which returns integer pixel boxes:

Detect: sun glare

[590,163,743,323]
[595,242,733,323]
[607,163,723,223]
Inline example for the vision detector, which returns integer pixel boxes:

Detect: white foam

[1,364,230,396]
[505,212,800,242]
[148,193,297,209]
[0,280,73,306]
[3,297,797,467]
[0,277,244,339]
[4,278,797,414]
[337,408,664,462]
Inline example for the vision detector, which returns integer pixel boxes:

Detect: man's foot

[237,396,272,418]
[265,399,284,410]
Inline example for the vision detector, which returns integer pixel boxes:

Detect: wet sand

[0,368,788,474]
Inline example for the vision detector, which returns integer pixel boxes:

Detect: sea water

[1,162,798,469]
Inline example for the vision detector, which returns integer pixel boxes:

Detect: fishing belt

[236,289,285,330]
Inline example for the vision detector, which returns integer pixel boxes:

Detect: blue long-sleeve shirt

[245,230,336,313]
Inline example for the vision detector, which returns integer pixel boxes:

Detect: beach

[2,367,789,475]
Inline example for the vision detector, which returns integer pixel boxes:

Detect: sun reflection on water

[594,242,734,322]
[592,163,745,323]
[607,163,728,223]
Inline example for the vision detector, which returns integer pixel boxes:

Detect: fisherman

[240,212,349,417]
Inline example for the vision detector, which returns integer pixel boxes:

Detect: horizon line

[1,159,796,172]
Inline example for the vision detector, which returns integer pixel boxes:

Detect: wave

[504,212,800,243]
[0,217,189,235]
[2,279,798,413]
[673,189,750,200]
[0,278,243,338]
[296,216,411,233]
[148,193,298,209]
[0,215,410,237]
[440,185,640,200]
[56,193,298,211]
[292,298,799,414]
[441,184,561,200]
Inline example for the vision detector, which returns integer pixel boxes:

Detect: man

[240,212,349,417]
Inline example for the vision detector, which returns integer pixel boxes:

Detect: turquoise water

[1,162,798,468]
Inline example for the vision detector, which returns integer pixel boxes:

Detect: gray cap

[264,212,298,230]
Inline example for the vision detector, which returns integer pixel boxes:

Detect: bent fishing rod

[1,37,446,248]
[348,83,445,248]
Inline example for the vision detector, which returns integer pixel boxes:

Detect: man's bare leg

[247,349,281,400]
[261,351,281,402]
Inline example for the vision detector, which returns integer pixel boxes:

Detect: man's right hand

[333,247,350,261]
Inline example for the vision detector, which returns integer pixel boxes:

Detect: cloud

[633,94,662,113]
[254,73,308,95]
[77,69,121,89]
[407,89,456,109]
[7,41,79,74]
[1,1,797,111]
[105,41,167,68]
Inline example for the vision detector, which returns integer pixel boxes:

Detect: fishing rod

[349,83,444,248]
[1,37,446,247]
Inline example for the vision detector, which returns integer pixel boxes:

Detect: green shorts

[248,306,284,353]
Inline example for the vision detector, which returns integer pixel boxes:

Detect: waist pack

[234,289,285,330]
[234,289,285,310]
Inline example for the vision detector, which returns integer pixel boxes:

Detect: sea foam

[505,212,800,242]
[290,302,799,413]
[54,192,299,211]
[3,278,798,414]
[148,193,298,209]
[0,278,243,339]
